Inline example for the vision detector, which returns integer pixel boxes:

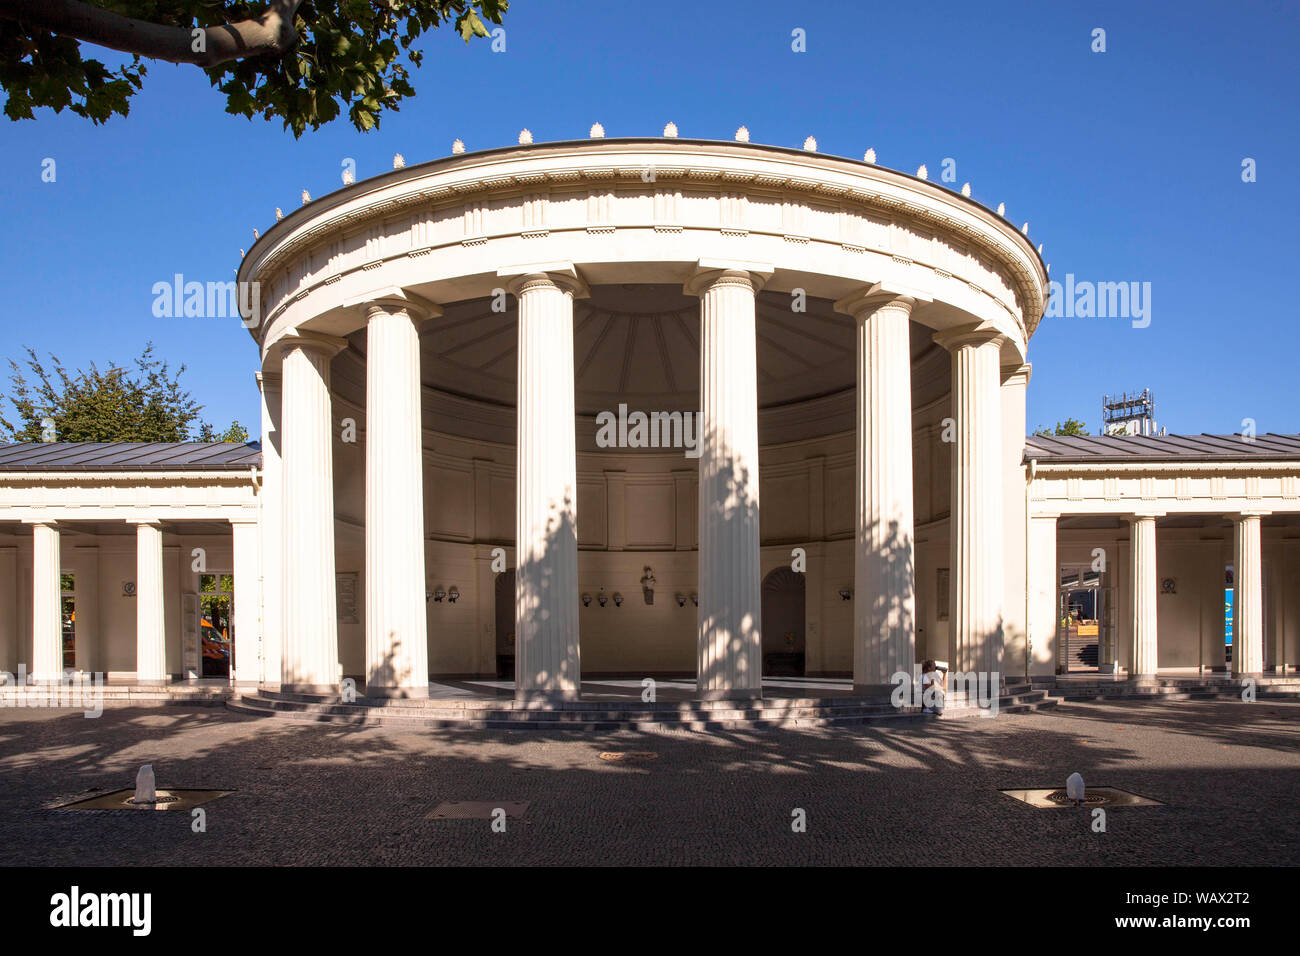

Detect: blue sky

[0,0,1296,438]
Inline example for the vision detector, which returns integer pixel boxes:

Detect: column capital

[1226,510,1270,520]
[1127,511,1164,522]
[683,258,774,297]
[1000,362,1032,385]
[343,286,441,322]
[931,321,1006,353]
[228,515,259,527]
[277,328,350,360]
[21,518,58,527]
[497,261,589,298]
[127,517,163,527]
[833,281,931,318]
[255,370,281,388]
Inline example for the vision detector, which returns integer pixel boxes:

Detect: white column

[359,292,434,698]
[507,269,584,699]
[256,371,282,687]
[1232,512,1266,675]
[28,521,62,682]
[687,265,768,698]
[934,325,1006,678]
[836,291,916,692]
[1129,513,1159,677]
[278,331,347,694]
[1027,513,1059,676]
[133,520,167,684]
[230,518,260,685]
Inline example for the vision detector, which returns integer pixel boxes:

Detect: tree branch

[0,0,305,68]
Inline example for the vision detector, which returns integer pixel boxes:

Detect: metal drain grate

[52,788,235,811]
[598,751,659,763]
[1000,787,1163,808]
[426,800,530,819]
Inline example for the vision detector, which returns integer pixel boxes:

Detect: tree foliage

[1033,418,1089,437]
[0,0,507,135]
[0,343,247,443]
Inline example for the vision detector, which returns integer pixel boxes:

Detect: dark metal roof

[1024,433,1300,464]
[0,442,262,472]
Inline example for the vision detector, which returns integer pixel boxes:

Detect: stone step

[226,696,924,731]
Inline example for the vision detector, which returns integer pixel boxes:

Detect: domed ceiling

[348,283,937,414]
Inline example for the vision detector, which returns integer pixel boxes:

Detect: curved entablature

[240,138,1048,371]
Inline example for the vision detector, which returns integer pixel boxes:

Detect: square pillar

[1231,511,1267,676]
[132,519,167,684]
[230,518,261,686]
[1129,513,1161,678]
[27,520,62,682]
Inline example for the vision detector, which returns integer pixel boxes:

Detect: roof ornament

[253,228,259,240]
[863,148,876,164]
[960,182,971,197]
[803,136,817,151]
[301,189,311,205]
[393,153,406,169]
[589,122,605,138]
[452,139,466,154]
[996,202,1005,216]
[916,164,928,180]
[1022,221,1030,235]
[342,168,355,185]
[663,121,678,137]
[275,207,283,221]
[518,129,533,145]
[734,126,749,142]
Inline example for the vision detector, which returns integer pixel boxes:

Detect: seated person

[920,659,946,714]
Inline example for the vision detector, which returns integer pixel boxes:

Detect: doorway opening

[199,573,234,679]
[493,570,516,679]
[60,572,75,670]
[761,567,806,676]
[1057,565,1115,673]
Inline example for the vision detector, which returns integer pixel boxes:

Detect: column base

[282,683,340,697]
[135,678,169,687]
[853,683,901,699]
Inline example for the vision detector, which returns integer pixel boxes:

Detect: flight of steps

[935,682,1059,720]
[0,684,232,709]
[1046,675,1300,703]
[228,682,1059,730]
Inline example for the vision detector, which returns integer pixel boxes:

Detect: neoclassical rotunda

[4,132,1296,714]
[241,133,1047,700]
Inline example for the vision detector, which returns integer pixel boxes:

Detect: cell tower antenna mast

[1101,388,1162,436]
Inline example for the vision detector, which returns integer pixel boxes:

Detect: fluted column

[836,291,917,692]
[360,292,435,698]
[28,521,62,682]
[230,518,260,685]
[256,371,282,687]
[933,325,1005,677]
[686,264,768,698]
[1232,512,1266,676]
[508,269,584,699]
[133,520,167,684]
[279,331,347,694]
[1129,513,1159,678]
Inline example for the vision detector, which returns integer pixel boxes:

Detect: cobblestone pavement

[0,698,1295,866]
